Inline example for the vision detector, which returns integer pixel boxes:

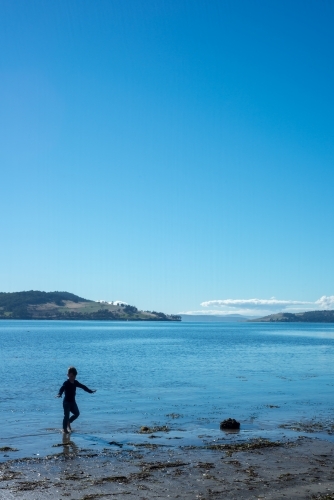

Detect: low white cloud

[178,310,248,316]
[315,296,334,309]
[200,298,310,309]
[181,295,334,317]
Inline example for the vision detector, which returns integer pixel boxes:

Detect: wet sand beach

[2,435,334,499]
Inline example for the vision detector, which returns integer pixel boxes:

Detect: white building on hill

[96,300,128,306]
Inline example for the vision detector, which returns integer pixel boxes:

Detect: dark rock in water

[220,418,240,430]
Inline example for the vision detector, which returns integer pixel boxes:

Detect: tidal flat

[2,436,334,499]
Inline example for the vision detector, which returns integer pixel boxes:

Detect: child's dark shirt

[58,380,93,402]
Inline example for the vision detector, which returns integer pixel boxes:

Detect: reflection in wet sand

[62,433,79,457]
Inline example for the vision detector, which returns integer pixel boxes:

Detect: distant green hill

[0,291,181,321]
[250,310,334,323]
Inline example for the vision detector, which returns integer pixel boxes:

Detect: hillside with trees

[250,310,334,323]
[0,291,181,321]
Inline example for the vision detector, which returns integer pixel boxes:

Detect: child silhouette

[56,366,96,433]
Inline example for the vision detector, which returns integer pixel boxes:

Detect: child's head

[67,366,77,382]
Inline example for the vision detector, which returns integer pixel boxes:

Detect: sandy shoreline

[1,435,334,499]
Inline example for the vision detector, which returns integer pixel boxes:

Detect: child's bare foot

[67,423,72,432]
[63,429,69,434]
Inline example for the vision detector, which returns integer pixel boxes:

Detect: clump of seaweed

[195,462,215,469]
[141,460,188,471]
[128,442,160,449]
[64,473,87,481]
[280,420,334,434]
[0,447,18,452]
[0,470,22,481]
[81,495,120,500]
[14,481,50,491]
[130,471,151,480]
[244,466,258,477]
[81,495,111,500]
[207,438,282,455]
[138,425,169,434]
[312,495,334,500]
[224,459,241,466]
[92,475,129,485]
[278,472,294,481]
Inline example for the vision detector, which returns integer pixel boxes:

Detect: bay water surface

[1,320,334,460]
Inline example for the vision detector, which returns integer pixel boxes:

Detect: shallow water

[1,320,334,460]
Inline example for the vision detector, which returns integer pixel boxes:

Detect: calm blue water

[1,320,334,459]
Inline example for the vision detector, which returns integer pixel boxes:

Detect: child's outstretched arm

[76,381,96,394]
[55,383,65,398]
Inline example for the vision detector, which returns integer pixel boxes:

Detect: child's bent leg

[68,402,80,424]
[63,401,71,432]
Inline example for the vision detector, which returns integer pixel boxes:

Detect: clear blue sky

[1,0,333,315]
